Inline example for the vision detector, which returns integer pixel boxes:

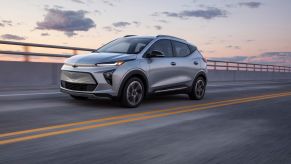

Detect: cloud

[71,0,84,4]
[103,0,114,6]
[225,4,235,8]
[41,33,50,36]
[157,7,228,20]
[162,12,182,18]
[104,21,140,33]
[132,21,141,26]
[103,26,121,33]
[1,34,26,40]
[112,21,131,28]
[226,45,241,49]
[1,20,13,27]
[246,40,254,42]
[158,19,169,24]
[239,2,262,8]
[53,5,63,9]
[36,8,96,37]
[94,10,102,14]
[103,26,113,32]
[154,25,162,30]
[2,20,12,25]
[181,8,227,19]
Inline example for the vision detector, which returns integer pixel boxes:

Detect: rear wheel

[121,77,144,108]
[70,95,88,100]
[188,76,206,100]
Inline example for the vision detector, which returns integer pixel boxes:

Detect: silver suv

[60,35,207,108]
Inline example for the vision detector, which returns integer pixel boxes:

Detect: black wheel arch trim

[118,69,149,98]
[193,71,208,85]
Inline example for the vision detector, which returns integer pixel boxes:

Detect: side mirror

[148,50,165,58]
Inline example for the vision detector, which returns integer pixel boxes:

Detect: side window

[188,44,197,53]
[151,40,173,57]
[172,41,191,57]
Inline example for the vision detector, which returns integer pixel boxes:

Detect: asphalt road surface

[0,81,291,164]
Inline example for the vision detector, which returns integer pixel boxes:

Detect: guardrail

[0,40,95,61]
[1,40,291,73]
[207,60,291,73]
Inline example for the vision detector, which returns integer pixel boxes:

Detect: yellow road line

[0,91,290,138]
[0,91,289,138]
[0,92,290,145]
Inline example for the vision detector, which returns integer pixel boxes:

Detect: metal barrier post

[23,46,30,62]
[214,61,217,70]
[73,49,78,55]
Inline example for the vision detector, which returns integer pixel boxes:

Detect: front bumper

[60,65,119,97]
[60,87,114,98]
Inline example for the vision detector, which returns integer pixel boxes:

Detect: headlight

[96,61,125,67]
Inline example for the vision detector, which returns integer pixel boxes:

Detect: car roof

[123,35,195,46]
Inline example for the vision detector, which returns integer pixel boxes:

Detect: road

[0,81,291,164]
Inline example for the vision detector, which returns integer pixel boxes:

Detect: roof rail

[156,35,186,41]
[124,35,136,37]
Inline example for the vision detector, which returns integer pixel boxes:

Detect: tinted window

[188,44,197,53]
[172,41,191,57]
[151,40,173,57]
[97,38,153,54]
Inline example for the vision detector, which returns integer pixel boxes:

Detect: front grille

[61,71,96,84]
[61,81,97,91]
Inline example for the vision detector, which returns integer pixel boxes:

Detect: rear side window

[150,40,173,57]
[188,44,197,53]
[172,41,191,57]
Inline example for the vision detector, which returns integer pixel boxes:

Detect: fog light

[103,70,115,85]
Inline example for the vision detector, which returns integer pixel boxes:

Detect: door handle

[171,62,176,66]
[194,61,199,65]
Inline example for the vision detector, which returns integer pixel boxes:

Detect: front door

[147,39,178,91]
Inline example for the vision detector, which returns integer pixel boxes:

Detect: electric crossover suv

[60,35,207,108]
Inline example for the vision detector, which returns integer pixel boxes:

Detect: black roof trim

[123,35,136,37]
[156,35,186,41]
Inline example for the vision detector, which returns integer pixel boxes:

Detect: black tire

[120,77,144,108]
[188,76,206,100]
[70,95,88,100]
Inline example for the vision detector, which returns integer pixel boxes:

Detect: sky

[0,0,291,64]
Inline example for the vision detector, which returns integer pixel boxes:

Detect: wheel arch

[118,69,149,98]
[193,71,208,85]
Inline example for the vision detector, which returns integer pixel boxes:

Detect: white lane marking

[0,92,61,97]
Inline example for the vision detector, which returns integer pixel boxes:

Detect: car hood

[65,53,137,65]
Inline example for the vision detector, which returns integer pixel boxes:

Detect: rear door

[171,40,201,86]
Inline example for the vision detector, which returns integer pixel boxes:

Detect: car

[60,35,207,108]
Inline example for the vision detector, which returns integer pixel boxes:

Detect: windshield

[97,38,153,54]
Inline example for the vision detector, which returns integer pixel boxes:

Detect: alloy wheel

[126,81,143,106]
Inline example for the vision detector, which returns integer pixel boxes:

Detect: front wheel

[121,77,144,108]
[188,77,206,100]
